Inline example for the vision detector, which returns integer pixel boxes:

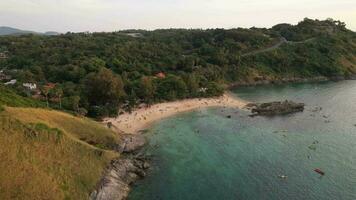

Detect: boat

[278,175,288,179]
[314,168,325,175]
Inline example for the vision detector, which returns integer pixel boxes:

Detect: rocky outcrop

[119,134,146,153]
[248,100,304,116]
[90,134,149,200]
[90,156,150,200]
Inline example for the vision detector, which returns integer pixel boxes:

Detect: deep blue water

[129,80,356,200]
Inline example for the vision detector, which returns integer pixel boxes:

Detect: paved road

[242,37,315,57]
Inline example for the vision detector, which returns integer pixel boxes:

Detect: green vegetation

[0,106,120,200]
[0,18,355,200]
[0,85,44,108]
[0,18,355,118]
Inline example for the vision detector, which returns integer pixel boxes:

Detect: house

[44,83,56,90]
[0,52,8,59]
[0,74,11,81]
[4,79,17,85]
[0,71,11,81]
[155,72,166,79]
[23,83,37,90]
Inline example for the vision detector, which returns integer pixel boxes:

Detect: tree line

[0,18,354,118]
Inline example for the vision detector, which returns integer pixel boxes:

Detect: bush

[204,82,224,97]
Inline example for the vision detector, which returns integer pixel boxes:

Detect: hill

[0,86,121,199]
[0,26,60,36]
[0,26,37,36]
[0,18,355,118]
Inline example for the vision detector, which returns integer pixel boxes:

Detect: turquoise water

[129,81,356,200]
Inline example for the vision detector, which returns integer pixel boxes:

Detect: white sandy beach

[104,93,247,134]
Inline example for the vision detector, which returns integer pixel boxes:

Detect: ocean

[129,80,356,200]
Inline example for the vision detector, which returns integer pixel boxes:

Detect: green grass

[5,107,121,150]
[0,106,121,199]
[0,85,44,108]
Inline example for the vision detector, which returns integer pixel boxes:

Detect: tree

[41,85,52,107]
[84,67,126,109]
[63,95,80,112]
[155,75,187,101]
[204,82,224,97]
[138,76,155,104]
[53,86,63,109]
[184,73,199,97]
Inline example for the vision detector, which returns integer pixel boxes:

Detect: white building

[23,83,37,90]
[4,79,17,85]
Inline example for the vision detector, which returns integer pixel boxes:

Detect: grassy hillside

[5,107,121,149]
[0,85,44,108]
[0,87,121,199]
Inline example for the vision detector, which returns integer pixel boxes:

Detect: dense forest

[0,18,355,118]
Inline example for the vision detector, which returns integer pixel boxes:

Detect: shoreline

[95,78,349,200]
[103,75,356,135]
[103,93,248,134]
[92,93,247,200]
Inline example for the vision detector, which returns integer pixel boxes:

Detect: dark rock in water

[245,103,258,109]
[250,100,304,116]
[143,161,150,169]
[310,106,322,112]
[226,115,232,118]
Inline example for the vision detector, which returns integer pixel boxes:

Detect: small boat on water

[278,175,288,179]
[314,168,325,175]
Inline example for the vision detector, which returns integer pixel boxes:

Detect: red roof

[45,83,56,89]
[155,72,166,79]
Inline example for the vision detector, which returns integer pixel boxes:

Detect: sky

[0,0,355,32]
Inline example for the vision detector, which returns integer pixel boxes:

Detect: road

[242,37,315,57]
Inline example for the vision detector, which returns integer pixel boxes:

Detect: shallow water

[129,80,356,200]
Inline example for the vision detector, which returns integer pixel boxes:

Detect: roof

[155,72,166,78]
[45,83,56,89]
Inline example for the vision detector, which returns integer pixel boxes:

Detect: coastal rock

[250,100,304,116]
[244,103,258,109]
[347,75,356,80]
[90,132,149,200]
[120,134,146,153]
[90,157,149,200]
